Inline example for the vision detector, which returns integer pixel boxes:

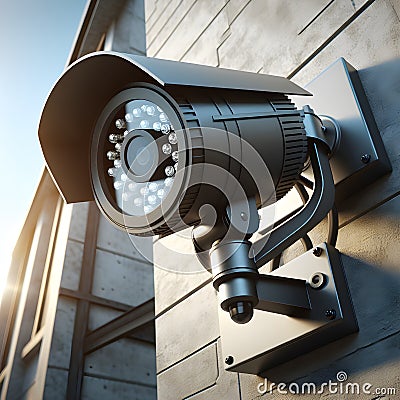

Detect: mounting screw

[225,356,234,365]
[240,212,248,221]
[313,247,323,257]
[361,154,371,164]
[325,309,336,320]
[321,125,327,133]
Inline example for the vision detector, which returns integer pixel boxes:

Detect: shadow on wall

[329,59,400,235]
[260,253,400,384]
[358,57,400,135]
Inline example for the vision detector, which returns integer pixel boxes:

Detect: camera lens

[135,145,149,166]
[123,130,157,178]
[228,301,254,324]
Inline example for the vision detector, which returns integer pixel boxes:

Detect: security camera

[39,52,388,334]
[39,51,313,320]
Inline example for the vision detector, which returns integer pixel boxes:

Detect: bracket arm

[253,140,335,267]
[255,274,311,317]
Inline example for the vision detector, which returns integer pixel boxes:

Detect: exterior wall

[146,0,400,399]
[0,173,73,400]
[0,186,155,400]
[43,202,156,400]
[0,1,155,400]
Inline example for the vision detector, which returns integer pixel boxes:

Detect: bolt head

[313,247,323,257]
[361,154,371,164]
[325,309,336,320]
[225,356,234,365]
[240,212,248,221]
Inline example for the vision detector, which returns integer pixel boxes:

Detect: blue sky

[0,0,87,289]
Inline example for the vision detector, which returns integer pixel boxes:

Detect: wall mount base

[292,58,391,202]
[218,243,358,375]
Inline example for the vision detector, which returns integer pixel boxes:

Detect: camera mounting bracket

[193,138,338,324]
[292,58,391,202]
[219,242,358,375]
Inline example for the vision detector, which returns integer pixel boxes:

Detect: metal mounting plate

[218,243,358,375]
[292,58,391,202]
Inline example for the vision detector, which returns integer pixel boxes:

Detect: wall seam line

[47,365,69,372]
[215,0,253,68]
[334,329,400,361]
[146,0,185,47]
[389,0,400,22]
[151,0,197,57]
[237,369,243,400]
[287,0,376,79]
[338,190,400,229]
[155,277,213,318]
[178,1,231,62]
[183,382,218,399]
[157,338,219,375]
[298,0,335,36]
[82,371,156,389]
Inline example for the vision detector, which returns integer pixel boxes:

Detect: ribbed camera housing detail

[151,96,308,237]
[272,99,308,200]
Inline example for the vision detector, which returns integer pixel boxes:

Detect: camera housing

[39,52,310,238]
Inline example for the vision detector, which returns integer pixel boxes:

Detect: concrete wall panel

[217,0,356,74]
[43,368,68,400]
[184,340,241,400]
[337,195,400,271]
[112,0,146,54]
[68,203,89,243]
[158,340,243,400]
[390,0,400,18]
[157,342,219,400]
[87,304,123,331]
[148,0,226,60]
[97,215,153,264]
[81,375,156,400]
[154,265,211,316]
[155,282,219,372]
[48,297,77,370]
[146,0,187,47]
[181,10,230,66]
[84,338,156,386]
[59,240,83,291]
[92,249,154,307]
[153,230,211,314]
[145,0,157,23]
